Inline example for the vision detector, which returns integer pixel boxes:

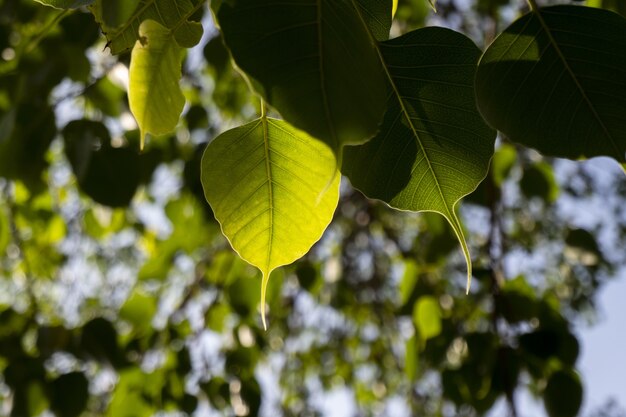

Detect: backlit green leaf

[201,117,340,328]
[91,0,204,54]
[343,27,496,291]
[476,5,626,163]
[129,19,188,149]
[33,0,94,9]
[213,0,387,153]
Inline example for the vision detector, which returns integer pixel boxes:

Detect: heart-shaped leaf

[476,5,626,163]
[213,0,387,153]
[91,0,204,54]
[343,27,496,291]
[129,19,192,148]
[201,116,340,328]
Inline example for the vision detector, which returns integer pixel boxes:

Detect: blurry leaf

[405,334,418,381]
[63,120,140,207]
[129,19,189,149]
[498,276,538,323]
[33,0,94,9]
[565,228,602,265]
[475,5,626,163]
[225,347,259,380]
[205,303,231,333]
[544,370,583,417]
[107,368,156,417]
[0,205,9,255]
[26,381,49,417]
[85,77,125,117]
[399,260,418,306]
[491,144,517,186]
[50,372,89,417]
[201,117,340,328]
[214,0,387,153]
[91,0,204,54]
[241,378,261,416]
[343,28,496,291]
[413,296,441,341]
[520,162,559,203]
[119,290,156,333]
[80,318,126,368]
[0,104,56,192]
[227,276,261,319]
[295,261,319,292]
[200,378,230,410]
[185,104,209,131]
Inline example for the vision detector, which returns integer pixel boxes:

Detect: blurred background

[0,0,625,416]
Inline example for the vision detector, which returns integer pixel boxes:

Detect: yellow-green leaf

[129,19,186,149]
[201,117,340,329]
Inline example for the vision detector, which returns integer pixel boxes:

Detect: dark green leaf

[33,0,94,9]
[213,0,387,152]
[63,120,140,207]
[476,5,626,163]
[343,28,496,289]
[544,369,583,417]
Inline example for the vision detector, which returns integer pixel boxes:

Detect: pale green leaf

[201,117,340,328]
[413,296,441,341]
[91,0,204,54]
[213,0,387,154]
[33,0,94,9]
[476,5,626,163]
[343,28,496,292]
[129,20,186,149]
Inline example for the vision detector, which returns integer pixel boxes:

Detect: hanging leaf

[213,0,387,154]
[90,0,204,54]
[33,0,94,9]
[129,19,189,149]
[343,27,496,291]
[201,116,340,328]
[475,5,626,163]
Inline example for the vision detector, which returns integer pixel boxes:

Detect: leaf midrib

[530,6,621,158]
[261,114,274,274]
[350,0,454,219]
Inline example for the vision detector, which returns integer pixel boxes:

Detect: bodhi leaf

[475,5,626,163]
[343,27,496,291]
[91,0,204,54]
[201,116,340,328]
[33,0,94,9]
[213,0,387,154]
[129,19,190,149]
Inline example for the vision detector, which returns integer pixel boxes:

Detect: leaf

[343,27,496,291]
[201,117,340,328]
[90,0,204,54]
[129,19,188,149]
[213,0,387,153]
[413,296,441,341]
[475,5,626,163]
[63,120,140,207]
[33,0,94,9]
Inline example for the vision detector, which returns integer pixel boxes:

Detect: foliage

[0,0,625,416]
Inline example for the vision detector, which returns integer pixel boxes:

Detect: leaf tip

[260,271,270,331]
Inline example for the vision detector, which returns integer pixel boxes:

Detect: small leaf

[343,28,496,291]
[413,296,441,341]
[476,5,626,163]
[213,0,387,154]
[201,117,340,328]
[90,0,204,54]
[129,19,188,149]
[33,0,94,9]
